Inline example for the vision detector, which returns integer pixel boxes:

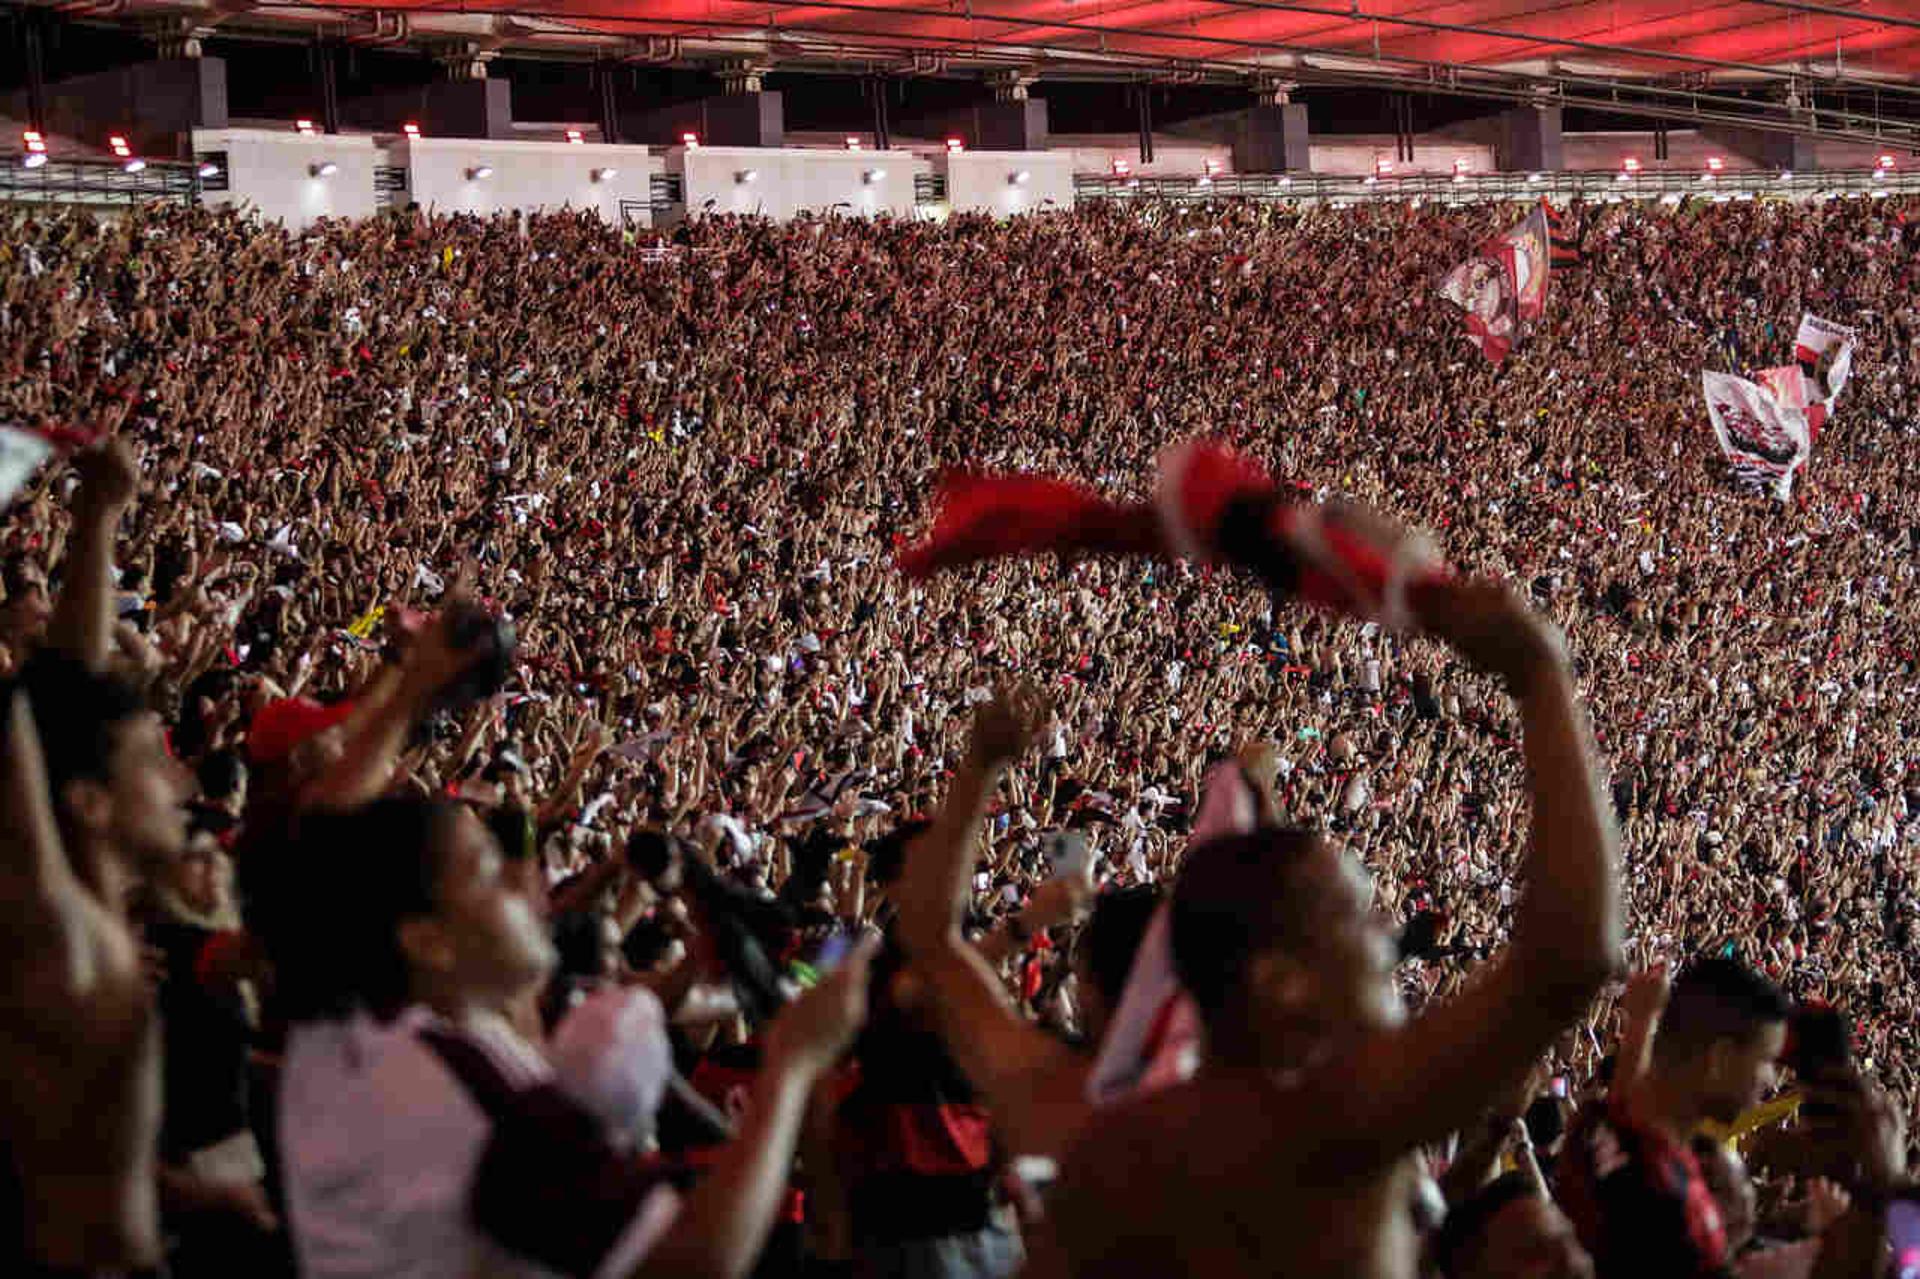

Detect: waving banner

[0,425,53,510]
[1755,365,1825,434]
[1544,200,1584,271]
[1793,313,1857,424]
[1438,256,1518,364]
[1702,370,1811,500]
[1438,203,1553,364]
[1497,202,1553,324]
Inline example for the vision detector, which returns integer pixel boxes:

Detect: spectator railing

[0,155,200,207]
[1075,168,1920,206]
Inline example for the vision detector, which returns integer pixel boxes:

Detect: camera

[1788,1003,1852,1081]
[439,600,517,711]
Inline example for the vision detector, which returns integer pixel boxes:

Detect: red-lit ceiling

[276,0,1920,80]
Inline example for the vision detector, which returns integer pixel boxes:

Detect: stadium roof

[75,2,1920,142]
[163,1,1920,78]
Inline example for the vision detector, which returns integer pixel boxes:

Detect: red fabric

[1554,1093,1727,1275]
[684,1058,807,1223]
[249,696,355,764]
[1021,954,1044,1002]
[840,1101,995,1178]
[193,930,251,989]
[1162,441,1272,557]
[1279,505,1396,616]
[897,470,1157,578]
[905,444,1449,630]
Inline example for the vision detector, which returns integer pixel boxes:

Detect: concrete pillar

[1228,101,1309,174]
[901,76,1049,153]
[626,94,784,149]
[341,79,514,140]
[696,92,785,147]
[971,99,1048,152]
[339,45,514,140]
[627,61,784,148]
[1704,127,1815,173]
[1499,106,1563,173]
[5,57,227,158]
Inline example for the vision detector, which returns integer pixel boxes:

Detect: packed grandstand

[3,187,1920,1279]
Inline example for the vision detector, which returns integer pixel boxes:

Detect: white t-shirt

[281,1007,677,1279]
[550,986,673,1152]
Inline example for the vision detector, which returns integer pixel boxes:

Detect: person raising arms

[891,445,1621,1276]
[1025,574,1621,1278]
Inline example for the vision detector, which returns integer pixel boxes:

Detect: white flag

[0,425,54,510]
[1702,370,1810,501]
[1793,312,1858,405]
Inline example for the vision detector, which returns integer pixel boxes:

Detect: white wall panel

[395,137,660,225]
[190,128,379,229]
[674,146,926,221]
[941,151,1075,216]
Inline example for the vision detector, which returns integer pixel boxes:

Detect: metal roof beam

[1172,1,1897,84]
[377,1,1920,140]
[1743,1,1920,34]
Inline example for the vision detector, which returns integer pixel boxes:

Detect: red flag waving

[895,471,1156,578]
[900,442,1451,631]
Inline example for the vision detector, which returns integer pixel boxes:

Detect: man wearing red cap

[248,696,356,773]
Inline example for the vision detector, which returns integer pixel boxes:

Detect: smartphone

[1044,831,1089,881]
[1549,1076,1570,1100]
[1890,1197,1920,1279]
[815,932,854,974]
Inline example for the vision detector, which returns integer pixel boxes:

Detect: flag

[1793,312,1857,405]
[1544,200,1583,270]
[1437,203,1553,364]
[1438,256,1518,364]
[1493,201,1553,323]
[1756,365,1828,436]
[1702,370,1811,500]
[0,424,54,510]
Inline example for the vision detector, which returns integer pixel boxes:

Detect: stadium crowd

[1,188,1919,1278]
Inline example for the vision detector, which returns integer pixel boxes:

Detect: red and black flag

[1543,199,1583,270]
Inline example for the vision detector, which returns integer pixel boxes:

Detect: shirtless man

[1017,577,1622,1277]
[0,441,192,1274]
[0,664,193,1273]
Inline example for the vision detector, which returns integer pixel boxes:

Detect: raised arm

[298,607,472,811]
[0,690,162,1270]
[1610,963,1671,1101]
[641,935,875,1279]
[1307,579,1620,1160]
[46,439,139,671]
[1806,1068,1906,1279]
[893,687,1089,1160]
[537,716,610,827]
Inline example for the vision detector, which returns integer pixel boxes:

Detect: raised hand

[73,435,140,513]
[1803,1067,1908,1190]
[764,931,879,1078]
[1618,962,1671,1031]
[0,690,161,1268]
[1802,1177,1851,1235]
[967,682,1049,768]
[1022,869,1094,933]
[1411,578,1567,698]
